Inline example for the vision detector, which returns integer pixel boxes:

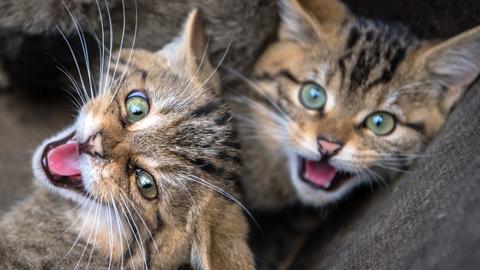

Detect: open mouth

[41,132,85,194]
[298,157,353,191]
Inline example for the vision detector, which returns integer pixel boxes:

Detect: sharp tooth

[324,181,331,189]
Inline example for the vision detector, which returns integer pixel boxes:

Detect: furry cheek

[287,121,320,159]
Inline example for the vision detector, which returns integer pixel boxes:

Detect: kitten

[0,10,254,270]
[234,0,480,209]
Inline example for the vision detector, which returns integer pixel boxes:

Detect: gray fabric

[292,82,480,269]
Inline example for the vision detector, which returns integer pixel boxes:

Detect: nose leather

[80,133,104,158]
[318,139,342,156]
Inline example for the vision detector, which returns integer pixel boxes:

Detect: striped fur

[234,0,480,209]
[0,10,253,270]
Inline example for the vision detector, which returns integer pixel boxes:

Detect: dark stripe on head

[367,46,406,88]
[405,122,425,134]
[140,69,148,80]
[346,27,360,49]
[190,101,222,118]
[253,70,301,84]
[214,112,232,125]
[278,70,301,84]
[170,149,237,181]
[338,52,352,81]
[189,158,227,178]
[223,140,241,150]
[349,50,368,92]
[217,151,242,164]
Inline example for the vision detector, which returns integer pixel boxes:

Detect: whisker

[108,0,138,107]
[195,38,232,92]
[223,67,292,122]
[61,1,96,99]
[119,188,160,255]
[85,197,103,270]
[111,193,132,270]
[74,200,100,270]
[106,195,114,270]
[181,173,262,235]
[56,26,90,103]
[118,194,147,270]
[58,198,92,264]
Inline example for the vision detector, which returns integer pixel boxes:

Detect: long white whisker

[61,1,96,99]
[85,197,103,270]
[74,200,100,270]
[56,27,90,103]
[119,189,160,255]
[49,55,87,105]
[194,39,232,94]
[224,67,292,122]
[111,193,131,270]
[181,173,262,234]
[119,194,148,270]
[106,195,114,270]
[58,198,92,264]
[108,0,138,107]
[118,195,146,269]
[94,0,106,95]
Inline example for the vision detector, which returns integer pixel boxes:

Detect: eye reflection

[299,82,327,110]
[125,91,149,123]
[365,112,396,136]
[135,169,157,199]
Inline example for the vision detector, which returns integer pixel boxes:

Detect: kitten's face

[31,11,249,268]
[243,0,480,207]
[35,48,232,206]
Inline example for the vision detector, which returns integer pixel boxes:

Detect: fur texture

[0,0,277,91]
[0,11,254,269]
[233,0,480,209]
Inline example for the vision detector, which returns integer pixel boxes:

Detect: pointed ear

[420,26,480,111]
[278,0,351,43]
[160,9,218,90]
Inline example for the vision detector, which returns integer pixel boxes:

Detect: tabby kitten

[235,0,480,209]
[0,10,253,270]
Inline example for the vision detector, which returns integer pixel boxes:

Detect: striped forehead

[332,18,418,102]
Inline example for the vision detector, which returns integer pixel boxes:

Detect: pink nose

[318,139,342,156]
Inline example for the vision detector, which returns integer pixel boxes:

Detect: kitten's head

[246,0,480,206]
[32,10,252,268]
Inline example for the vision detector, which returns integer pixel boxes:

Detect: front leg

[191,199,254,270]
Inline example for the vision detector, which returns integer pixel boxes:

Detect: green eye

[365,112,396,135]
[126,91,149,123]
[135,169,157,199]
[299,82,327,110]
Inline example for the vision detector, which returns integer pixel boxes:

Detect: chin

[286,153,362,207]
[32,125,90,205]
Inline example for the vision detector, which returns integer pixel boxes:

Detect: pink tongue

[305,160,337,188]
[47,141,81,177]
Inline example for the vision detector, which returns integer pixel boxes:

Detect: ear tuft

[422,26,480,110]
[160,9,217,90]
[278,0,351,43]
